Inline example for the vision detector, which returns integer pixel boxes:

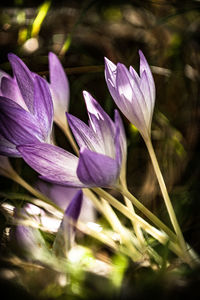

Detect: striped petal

[49,52,70,127]
[17,143,84,187]
[139,50,155,114]
[8,53,34,113]
[0,76,27,110]
[33,75,53,142]
[77,148,120,187]
[104,57,119,103]
[0,134,20,157]
[0,97,43,145]
[67,113,103,153]
[83,91,116,157]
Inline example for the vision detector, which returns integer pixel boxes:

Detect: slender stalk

[76,219,118,251]
[144,137,190,261]
[120,180,145,248]
[121,190,164,265]
[117,185,177,243]
[101,198,142,261]
[92,187,183,259]
[82,187,143,261]
[83,188,105,214]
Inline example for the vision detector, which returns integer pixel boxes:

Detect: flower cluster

[105,50,155,139]
[0,52,70,157]
[0,49,155,233]
[0,50,154,185]
[0,50,195,270]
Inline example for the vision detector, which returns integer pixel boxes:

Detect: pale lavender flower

[37,180,95,223]
[11,191,83,258]
[48,52,70,128]
[11,225,48,260]
[68,90,127,183]
[18,92,126,188]
[10,205,48,260]
[53,190,83,255]
[0,53,53,156]
[105,50,155,140]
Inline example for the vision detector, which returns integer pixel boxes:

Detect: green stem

[118,185,177,243]
[83,188,110,217]
[76,219,118,251]
[101,198,142,261]
[145,137,190,262]
[92,187,183,258]
[82,189,142,261]
[121,180,145,248]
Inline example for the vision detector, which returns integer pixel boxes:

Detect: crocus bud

[0,54,54,157]
[48,52,70,128]
[105,50,155,140]
[53,190,83,256]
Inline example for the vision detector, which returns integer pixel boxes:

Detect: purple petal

[65,190,83,222]
[36,180,79,210]
[8,53,34,113]
[129,65,141,86]
[83,90,112,124]
[17,143,84,187]
[117,63,146,108]
[139,50,155,111]
[36,180,96,222]
[63,190,83,247]
[115,64,143,123]
[11,224,46,259]
[116,64,149,137]
[104,57,117,84]
[1,76,27,109]
[0,70,10,86]
[0,134,20,157]
[33,75,53,142]
[0,96,43,145]
[77,148,119,187]
[83,91,116,157]
[53,190,83,254]
[67,113,102,153]
[13,225,38,252]
[49,52,70,125]
[114,124,122,170]
[104,57,119,102]
[140,70,153,130]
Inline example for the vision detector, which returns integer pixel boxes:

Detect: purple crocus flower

[48,52,70,128]
[11,191,83,258]
[53,190,83,255]
[18,91,126,188]
[11,225,48,260]
[37,180,95,223]
[68,90,127,184]
[0,53,53,156]
[105,50,155,140]
[10,205,48,260]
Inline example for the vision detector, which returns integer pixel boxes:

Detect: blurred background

[0,0,200,299]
